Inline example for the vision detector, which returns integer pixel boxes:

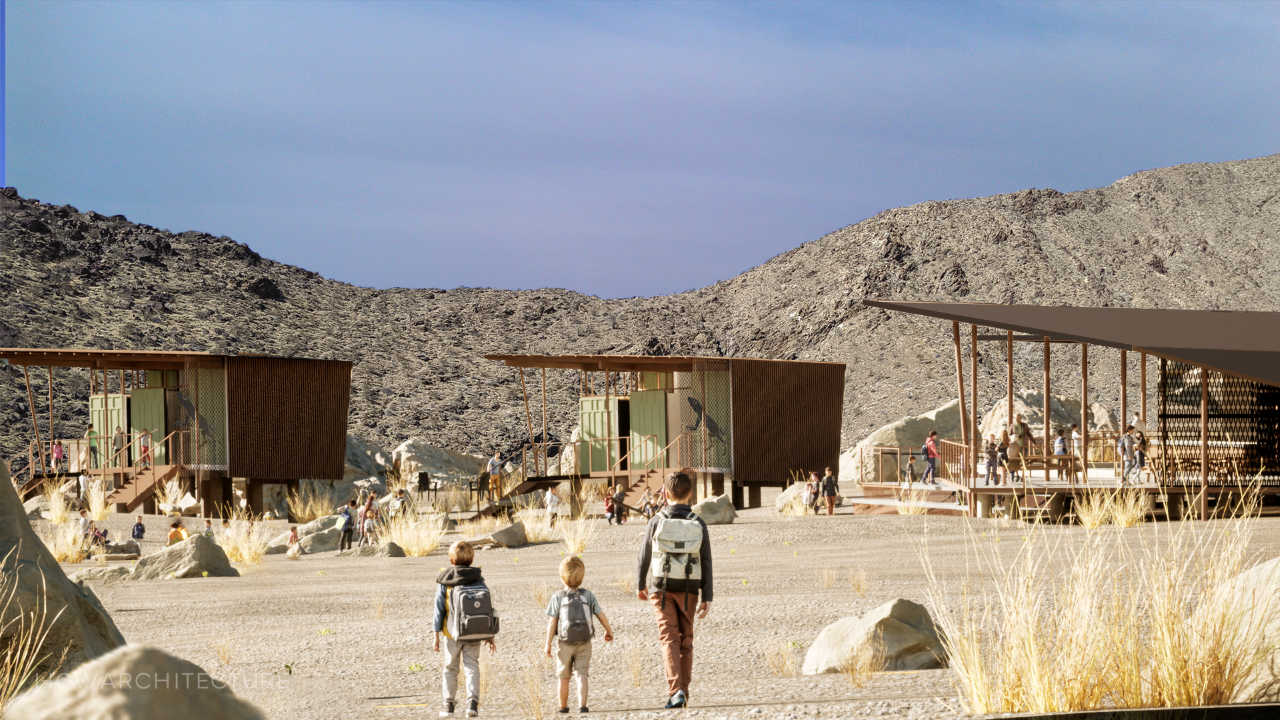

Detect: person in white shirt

[546,487,561,518]
[78,473,90,501]
[77,510,91,540]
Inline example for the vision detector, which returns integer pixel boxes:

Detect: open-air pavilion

[482,353,846,510]
[858,301,1280,520]
[2,347,352,519]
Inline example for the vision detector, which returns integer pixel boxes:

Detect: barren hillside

[3,154,1278,462]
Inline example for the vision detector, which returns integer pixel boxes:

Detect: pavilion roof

[483,354,842,373]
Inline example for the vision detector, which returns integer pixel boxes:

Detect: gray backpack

[448,581,500,640]
[556,590,594,644]
[649,513,703,594]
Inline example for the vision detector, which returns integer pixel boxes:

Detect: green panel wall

[578,397,620,474]
[89,394,128,467]
[129,388,167,465]
[629,390,668,469]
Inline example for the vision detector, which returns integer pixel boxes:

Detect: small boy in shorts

[544,555,614,713]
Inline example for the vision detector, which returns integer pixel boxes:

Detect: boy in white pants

[433,541,497,717]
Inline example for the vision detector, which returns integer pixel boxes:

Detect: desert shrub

[895,487,930,516]
[41,482,71,525]
[380,514,446,557]
[288,483,341,525]
[556,518,599,554]
[762,641,800,677]
[220,507,271,564]
[838,631,886,687]
[36,523,87,564]
[1073,491,1111,529]
[849,568,869,597]
[86,485,114,522]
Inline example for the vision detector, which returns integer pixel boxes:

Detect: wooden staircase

[105,464,180,513]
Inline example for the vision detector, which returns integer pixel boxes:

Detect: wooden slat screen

[729,359,845,485]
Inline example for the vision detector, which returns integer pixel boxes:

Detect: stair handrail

[105,428,184,501]
[641,433,687,475]
[607,434,658,475]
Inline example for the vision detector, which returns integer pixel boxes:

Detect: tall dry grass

[213,636,233,666]
[924,492,1279,714]
[849,569,869,597]
[519,512,559,544]
[556,518,599,554]
[779,495,811,519]
[895,487,930,516]
[288,483,341,524]
[529,580,551,609]
[1073,491,1111,529]
[762,641,799,677]
[506,643,550,720]
[626,645,648,688]
[380,514,447,557]
[219,507,271,564]
[41,481,71,525]
[1,551,67,707]
[37,523,88,564]
[838,632,887,688]
[86,485,113,522]
[1109,489,1148,527]
[817,567,838,589]
[154,479,183,513]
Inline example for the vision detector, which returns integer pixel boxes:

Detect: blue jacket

[131,523,145,540]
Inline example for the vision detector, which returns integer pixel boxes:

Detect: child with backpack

[635,471,713,709]
[433,541,498,718]
[544,555,615,714]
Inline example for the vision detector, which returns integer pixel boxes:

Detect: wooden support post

[1120,349,1128,431]
[1044,337,1051,486]
[48,367,55,453]
[1140,352,1148,430]
[22,366,46,474]
[605,372,613,475]
[541,368,548,477]
[518,368,535,472]
[1006,330,1014,429]
[700,369,708,472]
[970,324,979,515]
[1200,366,1210,520]
[1081,343,1089,484]
[952,322,969,478]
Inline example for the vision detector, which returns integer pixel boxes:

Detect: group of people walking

[977,411,1153,486]
[799,467,840,515]
[432,470,712,717]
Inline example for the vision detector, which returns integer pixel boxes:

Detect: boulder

[345,434,391,481]
[391,438,487,486]
[337,542,406,558]
[159,492,200,517]
[978,389,1117,443]
[691,493,736,525]
[774,482,807,511]
[98,554,139,562]
[1210,556,1280,703]
[70,566,133,585]
[5,644,265,719]
[267,515,340,554]
[131,535,239,580]
[104,540,140,556]
[23,495,49,519]
[489,521,528,548]
[0,461,126,677]
[802,598,945,675]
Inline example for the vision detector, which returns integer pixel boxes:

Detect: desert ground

[62,491,1280,720]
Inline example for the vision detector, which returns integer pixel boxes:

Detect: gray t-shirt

[545,588,603,619]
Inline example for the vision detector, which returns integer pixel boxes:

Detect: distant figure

[89,522,107,547]
[201,519,216,539]
[287,526,300,546]
[922,431,940,485]
[1006,414,1029,462]
[52,439,66,473]
[1053,428,1068,481]
[820,466,839,516]
[639,488,656,519]
[78,472,90,501]
[604,493,617,525]
[983,435,999,486]
[390,489,412,519]
[1070,423,1082,456]
[1131,411,1144,434]
[138,429,152,468]
[338,500,357,551]
[487,452,501,495]
[802,476,815,508]
[112,427,126,467]
[359,493,377,541]
[360,508,378,547]
[85,424,99,469]
[1135,431,1150,482]
[132,516,146,541]
[546,486,562,519]
[167,521,185,546]
[221,519,233,542]
[998,432,1011,484]
[608,486,626,524]
[78,510,91,540]
[1120,425,1138,485]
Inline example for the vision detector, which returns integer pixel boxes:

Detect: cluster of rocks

[6,155,1280,469]
[68,535,240,583]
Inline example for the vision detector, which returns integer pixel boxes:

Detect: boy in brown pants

[635,471,713,709]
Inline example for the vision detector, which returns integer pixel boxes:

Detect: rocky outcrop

[691,493,736,525]
[391,438,487,485]
[802,598,945,675]
[70,566,133,585]
[5,644,265,719]
[267,515,341,555]
[977,389,1117,442]
[130,535,239,580]
[1,461,127,677]
[1210,556,1280,703]
[345,434,390,481]
[337,542,406,558]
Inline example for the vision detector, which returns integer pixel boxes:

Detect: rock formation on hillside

[3,155,1278,461]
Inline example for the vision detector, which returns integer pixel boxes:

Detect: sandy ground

[60,490,1280,720]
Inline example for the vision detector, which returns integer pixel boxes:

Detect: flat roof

[863,301,1280,388]
[484,354,844,373]
[0,348,345,371]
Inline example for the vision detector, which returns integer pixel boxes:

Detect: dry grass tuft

[779,495,811,519]
[154,479,182,512]
[1073,491,1111,529]
[373,595,385,621]
[41,481,71,525]
[86,485,114,522]
[556,518,599,555]
[456,515,503,538]
[506,643,550,720]
[380,514,447,557]
[0,549,67,706]
[817,566,838,589]
[521,512,559,544]
[849,568,869,597]
[288,483,341,525]
[611,572,636,596]
[1109,489,1148,527]
[529,580,551,609]
[925,490,1278,714]
[37,523,88,564]
[219,507,272,564]
[626,645,648,688]
[762,641,799,677]
[895,487,931,516]
[213,636,233,666]
[837,632,886,688]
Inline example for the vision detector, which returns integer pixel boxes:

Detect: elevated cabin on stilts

[859,301,1280,521]
[482,354,845,511]
[3,348,352,519]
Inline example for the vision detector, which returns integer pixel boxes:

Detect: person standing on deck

[1120,425,1138,485]
[1006,415,1030,483]
[1053,428,1068,481]
[984,435,1000,486]
[921,431,940,485]
[85,424,99,469]
[111,427,126,468]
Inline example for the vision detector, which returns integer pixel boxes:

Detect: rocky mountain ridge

[3,154,1278,463]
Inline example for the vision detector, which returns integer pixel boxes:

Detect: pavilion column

[1140,352,1148,430]
[518,367,535,474]
[541,368,548,477]
[22,366,46,474]
[952,322,968,484]
[1121,350,1128,431]
[970,324,979,515]
[1081,343,1089,484]
[1044,337,1051,485]
[1200,366,1210,520]
[1006,330,1014,428]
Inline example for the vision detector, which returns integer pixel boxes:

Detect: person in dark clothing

[433,541,497,717]
[338,500,357,551]
[820,467,840,515]
[635,472,713,709]
[131,516,146,541]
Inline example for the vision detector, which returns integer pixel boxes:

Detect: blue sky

[6,1,1279,297]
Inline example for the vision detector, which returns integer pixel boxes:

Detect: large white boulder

[267,515,341,555]
[802,598,946,675]
[70,566,133,586]
[1,461,127,677]
[1206,556,1280,703]
[338,542,407,558]
[23,494,49,519]
[131,535,240,580]
[391,438,487,485]
[5,644,265,719]
[345,434,391,481]
[691,493,736,525]
[978,389,1117,443]
[775,482,807,511]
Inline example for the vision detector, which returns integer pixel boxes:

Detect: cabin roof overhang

[483,354,845,374]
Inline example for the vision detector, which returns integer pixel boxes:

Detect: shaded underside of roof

[862,301,1280,388]
[0,348,345,371]
[484,354,844,373]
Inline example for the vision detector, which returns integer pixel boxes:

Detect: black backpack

[556,590,594,644]
[448,581,500,640]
